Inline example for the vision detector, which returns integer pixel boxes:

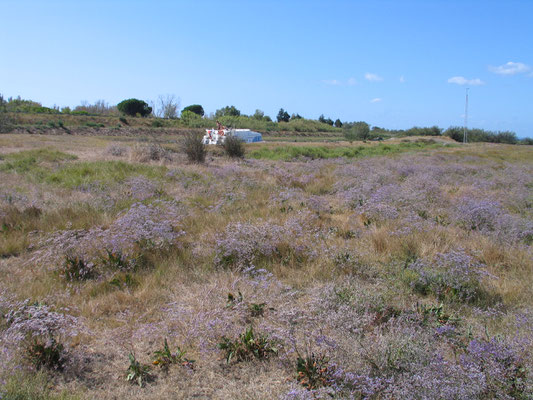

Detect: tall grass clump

[130,143,171,162]
[222,135,245,158]
[181,132,206,163]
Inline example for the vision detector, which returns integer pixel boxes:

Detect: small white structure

[202,127,230,145]
[202,121,263,145]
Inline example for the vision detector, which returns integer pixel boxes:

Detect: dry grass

[0,134,532,399]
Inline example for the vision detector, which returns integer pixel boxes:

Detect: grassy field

[0,134,532,399]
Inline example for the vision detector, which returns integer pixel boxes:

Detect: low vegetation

[0,133,532,399]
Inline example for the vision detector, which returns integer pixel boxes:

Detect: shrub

[117,98,152,117]
[214,219,314,270]
[444,126,519,144]
[26,337,65,371]
[181,132,206,163]
[407,250,495,304]
[105,144,128,157]
[218,326,277,363]
[83,122,105,128]
[130,143,171,162]
[222,135,245,158]
[343,121,370,142]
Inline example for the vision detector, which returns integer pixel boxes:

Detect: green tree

[343,121,370,142]
[0,94,13,133]
[291,113,303,120]
[117,98,152,117]
[334,119,343,128]
[252,109,265,120]
[319,115,334,126]
[182,104,204,116]
[215,105,241,118]
[277,108,290,122]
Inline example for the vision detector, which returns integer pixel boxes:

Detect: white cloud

[489,61,530,75]
[365,73,383,82]
[370,98,382,103]
[399,76,405,83]
[447,76,485,86]
[322,79,341,86]
[347,77,357,85]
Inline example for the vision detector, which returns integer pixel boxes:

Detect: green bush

[444,126,518,144]
[117,98,152,117]
[343,121,370,142]
[151,119,164,127]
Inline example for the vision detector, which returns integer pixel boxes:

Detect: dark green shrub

[26,337,65,371]
[444,126,519,144]
[222,135,245,158]
[117,99,152,117]
[151,119,164,127]
[181,132,206,163]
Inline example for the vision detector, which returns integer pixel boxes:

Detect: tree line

[0,94,530,144]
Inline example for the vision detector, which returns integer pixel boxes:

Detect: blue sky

[1,0,532,137]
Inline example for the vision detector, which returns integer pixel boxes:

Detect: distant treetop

[215,105,241,118]
[117,98,152,117]
[182,104,204,117]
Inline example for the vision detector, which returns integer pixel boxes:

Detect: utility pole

[463,87,469,143]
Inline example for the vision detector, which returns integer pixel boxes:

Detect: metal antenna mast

[463,87,469,143]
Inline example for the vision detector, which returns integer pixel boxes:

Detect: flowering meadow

[0,135,532,399]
